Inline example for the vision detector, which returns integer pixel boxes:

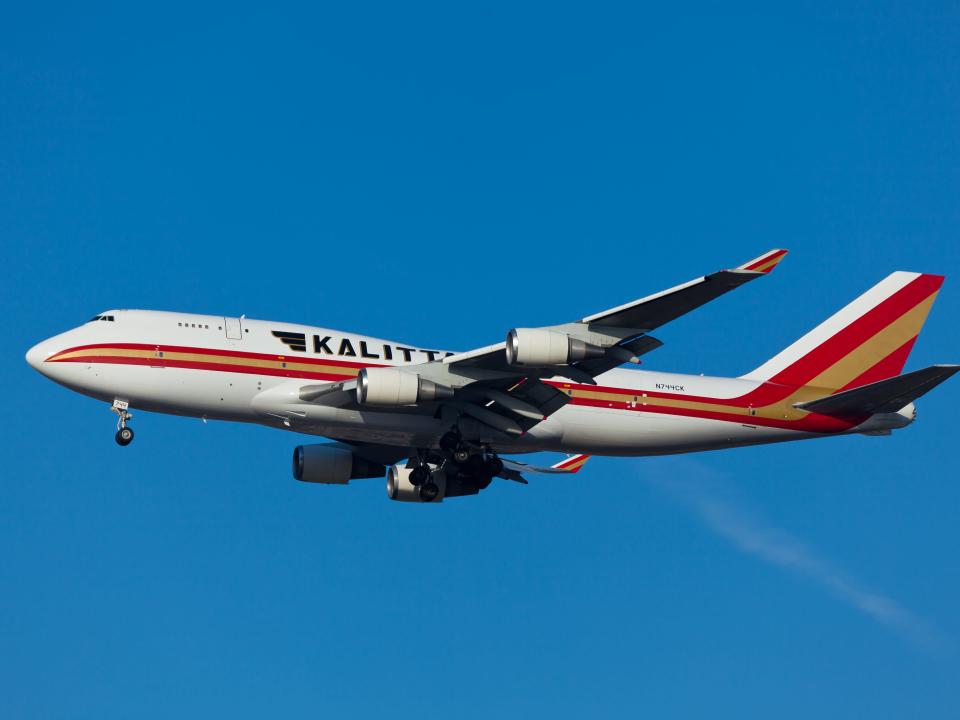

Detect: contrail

[645,458,945,652]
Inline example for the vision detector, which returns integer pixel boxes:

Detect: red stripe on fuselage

[47,342,385,370]
[48,343,863,433]
[565,395,860,432]
[54,353,357,381]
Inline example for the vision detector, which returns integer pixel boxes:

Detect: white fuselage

[26,310,911,456]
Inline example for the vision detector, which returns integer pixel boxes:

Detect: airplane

[25,249,958,503]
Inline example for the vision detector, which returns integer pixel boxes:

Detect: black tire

[439,431,460,452]
[484,456,504,476]
[410,466,429,486]
[453,447,471,464]
[475,472,494,490]
[115,427,134,446]
[419,482,440,502]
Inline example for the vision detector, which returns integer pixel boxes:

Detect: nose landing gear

[112,399,135,446]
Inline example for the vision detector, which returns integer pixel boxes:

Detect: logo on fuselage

[271,331,451,363]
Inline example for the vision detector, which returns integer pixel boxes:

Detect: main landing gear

[112,399,135,446]
[411,428,505,501]
[407,459,440,501]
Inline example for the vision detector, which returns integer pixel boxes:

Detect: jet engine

[292,444,385,484]
[386,462,494,503]
[506,328,604,366]
[357,367,454,406]
[387,464,447,503]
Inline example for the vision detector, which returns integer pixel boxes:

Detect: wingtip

[550,454,591,473]
[737,248,789,274]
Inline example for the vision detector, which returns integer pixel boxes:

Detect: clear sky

[2,2,959,717]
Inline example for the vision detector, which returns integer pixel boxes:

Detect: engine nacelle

[386,464,447,503]
[292,444,385,484]
[856,401,917,435]
[386,464,492,503]
[357,367,454,406]
[505,328,604,366]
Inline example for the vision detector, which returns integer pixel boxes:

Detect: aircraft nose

[25,340,54,372]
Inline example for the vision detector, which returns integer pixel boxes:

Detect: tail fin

[742,271,945,391]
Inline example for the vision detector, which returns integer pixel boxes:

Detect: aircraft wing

[306,249,787,440]
[441,248,788,379]
[499,454,591,483]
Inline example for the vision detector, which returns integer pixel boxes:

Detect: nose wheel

[111,399,135,446]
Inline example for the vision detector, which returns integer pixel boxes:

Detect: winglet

[736,248,789,274]
[550,454,591,473]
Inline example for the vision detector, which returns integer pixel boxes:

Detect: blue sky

[2,2,960,717]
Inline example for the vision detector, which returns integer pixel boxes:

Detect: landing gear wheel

[111,400,134,445]
[419,482,440,502]
[475,472,494,490]
[465,454,486,473]
[484,456,504,476]
[439,431,460,453]
[410,465,430,486]
[453,447,471,464]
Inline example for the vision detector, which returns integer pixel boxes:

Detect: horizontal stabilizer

[795,364,960,416]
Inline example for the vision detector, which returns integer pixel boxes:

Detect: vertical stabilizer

[742,272,944,391]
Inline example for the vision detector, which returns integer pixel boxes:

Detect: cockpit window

[87,315,115,322]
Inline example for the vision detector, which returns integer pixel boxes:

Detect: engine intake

[505,328,604,366]
[357,367,454,406]
[292,444,385,484]
[387,464,447,503]
[386,463,493,503]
